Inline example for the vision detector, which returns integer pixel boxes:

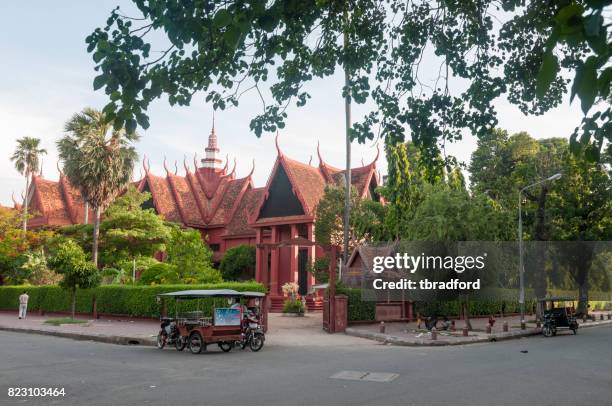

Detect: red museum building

[19,127,381,310]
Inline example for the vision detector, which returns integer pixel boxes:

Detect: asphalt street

[1,326,611,406]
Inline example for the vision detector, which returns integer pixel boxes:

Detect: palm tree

[11,137,47,232]
[57,108,139,266]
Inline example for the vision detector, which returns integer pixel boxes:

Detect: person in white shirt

[18,291,29,319]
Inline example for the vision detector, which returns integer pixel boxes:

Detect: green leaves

[571,57,599,115]
[536,52,559,99]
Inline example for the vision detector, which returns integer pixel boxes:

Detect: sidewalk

[0,311,372,348]
[345,311,612,346]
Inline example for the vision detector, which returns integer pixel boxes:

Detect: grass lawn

[44,318,89,326]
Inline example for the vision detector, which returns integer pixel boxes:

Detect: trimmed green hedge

[0,282,265,318]
[336,287,612,321]
[337,286,376,321]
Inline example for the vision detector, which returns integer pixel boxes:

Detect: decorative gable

[258,164,305,219]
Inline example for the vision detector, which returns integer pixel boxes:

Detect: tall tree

[57,108,139,266]
[87,1,609,166]
[10,137,47,232]
[549,149,611,314]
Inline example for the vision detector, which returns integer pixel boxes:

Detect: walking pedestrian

[18,290,29,319]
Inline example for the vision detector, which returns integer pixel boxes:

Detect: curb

[345,319,612,347]
[0,326,156,347]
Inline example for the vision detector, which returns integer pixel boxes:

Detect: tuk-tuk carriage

[538,296,579,337]
[156,289,266,354]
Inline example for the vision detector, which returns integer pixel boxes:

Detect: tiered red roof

[22,133,380,240]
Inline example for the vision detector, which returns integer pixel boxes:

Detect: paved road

[1,326,611,406]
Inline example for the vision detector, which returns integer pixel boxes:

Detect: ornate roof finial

[39,159,43,176]
[193,153,198,170]
[163,155,170,174]
[247,159,255,178]
[366,143,380,168]
[275,131,283,157]
[11,192,19,207]
[174,160,178,175]
[309,155,313,166]
[361,157,365,166]
[222,154,229,172]
[207,111,218,150]
[229,157,237,177]
[317,141,325,166]
[142,154,150,174]
[56,160,63,176]
[183,155,190,174]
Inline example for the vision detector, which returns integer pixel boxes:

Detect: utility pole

[342,10,351,265]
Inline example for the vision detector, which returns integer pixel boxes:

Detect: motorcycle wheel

[572,327,577,335]
[218,342,232,352]
[156,331,167,349]
[175,336,186,351]
[249,333,264,352]
[542,325,553,337]
[189,332,204,354]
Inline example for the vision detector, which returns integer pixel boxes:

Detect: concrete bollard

[583,315,587,323]
[503,321,508,332]
[431,327,437,340]
[600,314,604,321]
[462,326,468,337]
[486,325,491,334]
[608,314,611,320]
[520,320,526,330]
[379,321,385,334]
[450,320,456,332]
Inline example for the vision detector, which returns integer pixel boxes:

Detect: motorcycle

[236,313,265,352]
[156,318,186,351]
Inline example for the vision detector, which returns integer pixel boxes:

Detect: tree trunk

[22,174,30,232]
[342,13,352,265]
[71,289,76,319]
[462,299,473,331]
[92,206,101,267]
[577,280,589,316]
[84,201,89,224]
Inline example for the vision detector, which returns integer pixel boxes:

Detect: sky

[0,1,586,207]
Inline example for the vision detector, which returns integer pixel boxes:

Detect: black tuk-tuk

[538,296,579,337]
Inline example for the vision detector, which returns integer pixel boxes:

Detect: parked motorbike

[156,318,186,351]
[236,312,265,352]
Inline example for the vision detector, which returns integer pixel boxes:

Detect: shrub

[336,286,376,321]
[138,262,180,285]
[219,245,255,281]
[282,298,304,314]
[0,282,265,318]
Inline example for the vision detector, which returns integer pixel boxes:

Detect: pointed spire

[143,154,150,174]
[174,160,178,175]
[163,155,170,174]
[183,155,190,174]
[317,141,325,166]
[275,131,283,157]
[247,159,255,178]
[193,153,199,170]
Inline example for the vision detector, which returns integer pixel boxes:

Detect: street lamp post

[518,173,562,329]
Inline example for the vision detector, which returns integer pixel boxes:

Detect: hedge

[337,286,376,321]
[0,282,265,318]
[337,287,612,321]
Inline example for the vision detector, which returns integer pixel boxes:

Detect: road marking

[330,370,399,382]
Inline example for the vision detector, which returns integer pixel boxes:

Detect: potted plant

[281,282,304,316]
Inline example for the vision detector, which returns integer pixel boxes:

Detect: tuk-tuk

[538,296,579,337]
[156,289,266,354]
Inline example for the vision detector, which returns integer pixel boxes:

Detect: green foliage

[87,1,609,167]
[282,298,305,314]
[48,240,101,292]
[0,282,265,318]
[336,286,376,321]
[166,227,221,284]
[407,184,513,241]
[138,262,180,285]
[219,245,256,281]
[306,256,331,284]
[314,185,388,248]
[10,137,47,178]
[44,318,88,326]
[19,250,61,286]
[100,186,171,264]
